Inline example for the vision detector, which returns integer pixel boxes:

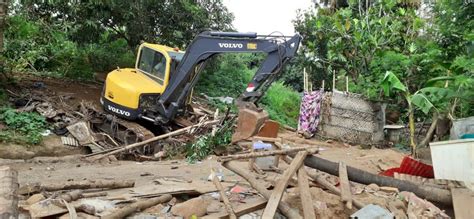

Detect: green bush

[0,108,48,144]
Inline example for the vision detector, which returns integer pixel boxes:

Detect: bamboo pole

[212,170,237,219]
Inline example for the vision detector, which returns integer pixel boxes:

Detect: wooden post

[102,194,172,219]
[332,70,336,91]
[0,166,19,219]
[297,167,316,218]
[262,151,308,218]
[345,76,349,93]
[212,170,237,219]
[339,162,353,209]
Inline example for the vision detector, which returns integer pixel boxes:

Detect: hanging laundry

[298,89,324,137]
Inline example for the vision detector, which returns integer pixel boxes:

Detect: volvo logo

[218,43,243,49]
[108,105,131,117]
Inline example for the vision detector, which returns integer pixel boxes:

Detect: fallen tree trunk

[19,180,135,195]
[94,120,219,160]
[301,155,452,205]
[222,161,302,219]
[218,147,318,162]
[102,194,172,219]
[0,166,19,219]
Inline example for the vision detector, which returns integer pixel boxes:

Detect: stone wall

[318,91,385,145]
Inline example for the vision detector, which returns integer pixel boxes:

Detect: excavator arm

[155,31,302,122]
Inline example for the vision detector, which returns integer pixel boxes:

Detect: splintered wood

[338,162,353,209]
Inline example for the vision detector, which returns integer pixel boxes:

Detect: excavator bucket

[232,107,269,143]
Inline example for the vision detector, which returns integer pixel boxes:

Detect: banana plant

[381,71,455,156]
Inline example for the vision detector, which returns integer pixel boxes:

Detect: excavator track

[87,108,157,156]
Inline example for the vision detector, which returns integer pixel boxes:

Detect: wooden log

[301,155,452,205]
[218,147,318,162]
[222,161,302,219]
[262,151,308,218]
[102,194,172,219]
[19,180,135,195]
[252,136,282,142]
[0,166,19,219]
[297,167,316,219]
[201,198,267,219]
[212,171,236,219]
[94,120,219,160]
[81,191,107,198]
[338,162,352,209]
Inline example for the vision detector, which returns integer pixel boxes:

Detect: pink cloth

[298,90,323,136]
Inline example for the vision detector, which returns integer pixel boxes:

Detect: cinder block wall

[318,91,385,145]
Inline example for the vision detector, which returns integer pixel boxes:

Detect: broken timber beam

[0,166,19,219]
[19,180,135,195]
[338,162,352,209]
[297,167,316,219]
[94,120,219,160]
[218,147,318,162]
[102,194,172,219]
[262,151,308,218]
[222,161,302,219]
[212,171,236,219]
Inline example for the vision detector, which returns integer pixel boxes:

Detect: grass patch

[261,82,301,128]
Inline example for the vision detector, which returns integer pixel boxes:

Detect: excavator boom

[155,31,302,123]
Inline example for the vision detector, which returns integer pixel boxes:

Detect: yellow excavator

[99,31,301,144]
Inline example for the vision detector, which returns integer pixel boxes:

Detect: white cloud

[223,0,313,35]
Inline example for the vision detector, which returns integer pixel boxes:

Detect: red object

[380,156,434,178]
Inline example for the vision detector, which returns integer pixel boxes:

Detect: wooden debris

[102,194,172,219]
[222,161,302,219]
[57,190,83,202]
[252,136,282,143]
[201,198,267,219]
[94,120,219,160]
[19,179,135,195]
[338,162,352,209]
[218,147,318,162]
[28,201,68,218]
[211,171,236,219]
[451,188,474,219]
[0,166,19,219]
[262,151,308,218]
[297,167,316,219]
[306,169,365,209]
[81,191,107,198]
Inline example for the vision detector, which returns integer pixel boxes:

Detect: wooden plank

[212,171,237,219]
[452,188,474,219]
[338,162,353,209]
[0,166,18,218]
[262,151,308,218]
[297,167,316,219]
[201,198,267,219]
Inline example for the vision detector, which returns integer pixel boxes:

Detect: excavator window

[137,47,167,85]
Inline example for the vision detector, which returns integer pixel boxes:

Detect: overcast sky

[223,0,314,36]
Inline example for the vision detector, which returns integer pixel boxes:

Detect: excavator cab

[101,44,184,120]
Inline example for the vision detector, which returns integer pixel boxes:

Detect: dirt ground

[0,75,416,218]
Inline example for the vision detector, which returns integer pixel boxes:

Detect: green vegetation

[0,108,49,144]
[186,121,234,163]
[197,54,301,127]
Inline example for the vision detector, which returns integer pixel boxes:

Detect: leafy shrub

[186,121,233,163]
[0,108,48,144]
